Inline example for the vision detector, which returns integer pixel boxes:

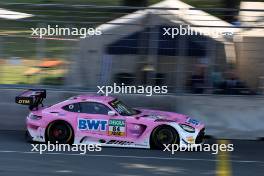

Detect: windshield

[109,99,140,116]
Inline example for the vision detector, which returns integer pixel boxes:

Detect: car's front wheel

[150,125,179,149]
[46,121,74,144]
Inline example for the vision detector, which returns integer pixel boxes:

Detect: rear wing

[15,89,46,110]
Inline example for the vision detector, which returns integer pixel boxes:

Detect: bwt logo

[78,119,108,131]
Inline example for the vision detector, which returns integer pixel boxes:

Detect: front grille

[195,128,205,144]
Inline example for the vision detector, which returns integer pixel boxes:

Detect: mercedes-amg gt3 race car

[16,89,205,149]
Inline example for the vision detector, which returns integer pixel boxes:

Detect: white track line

[0,150,263,164]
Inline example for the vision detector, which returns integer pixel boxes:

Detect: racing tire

[150,125,179,150]
[46,121,74,144]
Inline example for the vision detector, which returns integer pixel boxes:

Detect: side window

[80,102,111,115]
[62,103,80,112]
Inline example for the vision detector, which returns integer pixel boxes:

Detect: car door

[77,101,130,145]
[77,102,111,135]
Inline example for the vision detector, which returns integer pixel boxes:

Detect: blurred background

[0,2,264,176]
[0,0,263,95]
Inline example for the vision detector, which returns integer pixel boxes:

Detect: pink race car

[16,89,205,149]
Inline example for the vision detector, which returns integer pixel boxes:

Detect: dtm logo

[78,118,108,131]
[18,100,30,104]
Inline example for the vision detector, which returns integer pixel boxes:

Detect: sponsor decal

[186,118,200,126]
[18,99,30,104]
[68,104,75,110]
[108,119,126,136]
[16,97,32,105]
[58,113,66,116]
[186,136,195,143]
[106,140,133,145]
[78,118,108,131]
[148,114,165,119]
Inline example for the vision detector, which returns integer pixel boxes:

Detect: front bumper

[168,123,205,145]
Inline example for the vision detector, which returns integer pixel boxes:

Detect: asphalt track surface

[0,131,263,176]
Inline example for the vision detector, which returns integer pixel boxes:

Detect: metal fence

[0,2,263,95]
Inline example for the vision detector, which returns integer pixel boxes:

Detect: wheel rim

[152,127,178,149]
[48,123,72,143]
[156,129,175,144]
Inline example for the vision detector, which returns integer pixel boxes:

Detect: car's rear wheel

[46,121,74,144]
[150,125,179,149]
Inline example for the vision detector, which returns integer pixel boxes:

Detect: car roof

[68,94,116,103]
[47,94,117,110]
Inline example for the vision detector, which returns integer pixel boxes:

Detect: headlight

[29,114,42,120]
[180,124,195,133]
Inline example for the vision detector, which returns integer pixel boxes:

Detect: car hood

[136,108,204,129]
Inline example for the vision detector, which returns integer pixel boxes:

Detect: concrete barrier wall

[174,96,264,140]
[1,89,264,139]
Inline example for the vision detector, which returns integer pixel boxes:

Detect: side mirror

[108,111,116,116]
